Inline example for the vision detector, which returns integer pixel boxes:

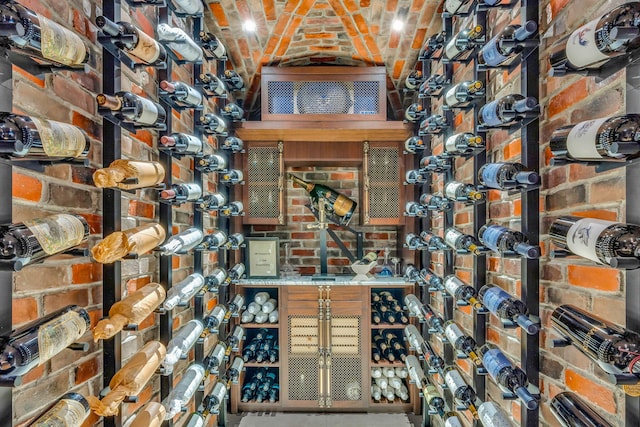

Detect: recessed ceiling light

[391,19,404,32]
[243,19,257,32]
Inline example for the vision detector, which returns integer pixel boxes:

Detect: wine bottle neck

[96,93,122,111]
[289,174,314,192]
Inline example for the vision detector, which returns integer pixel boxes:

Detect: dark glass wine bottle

[196,153,227,173]
[406,355,446,415]
[371,347,382,362]
[478,223,540,258]
[419,74,447,97]
[371,309,382,324]
[199,32,226,59]
[404,294,445,334]
[444,320,482,366]
[420,114,449,134]
[405,70,424,90]
[444,227,482,255]
[419,193,451,212]
[0,214,89,271]
[405,170,428,185]
[405,201,427,217]
[223,69,245,90]
[222,136,244,152]
[222,103,245,121]
[160,133,203,155]
[552,304,640,382]
[444,132,485,156]
[0,305,90,377]
[443,275,483,308]
[373,333,389,351]
[478,162,539,190]
[404,325,446,378]
[30,392,90,426]
[444,366,478,417]
[160,183,203,203]
[478,285,539,335]
[96,16,166,66]
[549,216,640,269]
[419,231,449,250]
[221,169,244,184]
[201,230,228,250]
[419,155,451,173]
[97,92,167,127]
[444,80,484,108]
[419,267,444,290]
[199,72,227,97]
[419,32,447,59]
[404,103,426,123]
[444,181,485,203]
[0,1,90,67]
[549,3,640,76]
[444,24,484,61]
[160,80,203,108]
[200,113,228,135]
[550,115,640,163]
[478,94,538,128]
[0,113,90,160]
[479,344,538,409]
[404,136,425,153]
[551,391,613,427]
[478,21,538,67]
[289,173,357,225]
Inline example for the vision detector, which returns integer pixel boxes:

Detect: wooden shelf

[371,360,406,367]
[237,401,282,412]
[371,323,408,329]
[370,398,411,405]
[244,362,280,368]
[240,322,279,328]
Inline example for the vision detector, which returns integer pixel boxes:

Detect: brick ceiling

[203,0,442,119]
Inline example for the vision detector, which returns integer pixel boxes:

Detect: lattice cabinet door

[362,141,405,225]
[243,141,285,224]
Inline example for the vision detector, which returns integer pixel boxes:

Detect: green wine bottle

[288,174,357,225]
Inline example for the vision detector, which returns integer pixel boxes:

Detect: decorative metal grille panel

[267,81,380,115]
[247,146,281,219]
[330,315,362,402]
[288,315,319,401]
[368,147,400,218]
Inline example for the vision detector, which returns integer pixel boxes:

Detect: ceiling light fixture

[391,19,404,32]
[243,19,257,32]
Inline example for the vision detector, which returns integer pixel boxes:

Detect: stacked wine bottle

[371,365,409,403]
[241,291,279,324]
[241,368,280,403]
[371,330,407,364]
[371,291,409,325]
[242,328,279,364]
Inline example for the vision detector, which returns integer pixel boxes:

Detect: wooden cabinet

[362,141,405,225]
[242,141,285,224]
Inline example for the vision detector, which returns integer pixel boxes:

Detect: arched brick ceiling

[204,0,442,119]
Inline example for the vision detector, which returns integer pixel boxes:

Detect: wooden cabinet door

[243,141,285,224]
[362,141,405,225]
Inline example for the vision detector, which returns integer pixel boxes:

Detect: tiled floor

[233,412,414,427]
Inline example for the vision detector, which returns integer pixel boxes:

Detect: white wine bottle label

[445,0,464,14]
[182,86,203,107]
[172,0,204,15]
[444,85,460,107]
[129,29,161,64]
[37,14,87,66]
[444,322,463,344]
[444,368,466,393]
[566,218,613,263]
[481,38,508,67]
[566,116,613,160]
[445,228,462,246]
[565,18,610,68]
[32,397,88,427]
[444,415,464,427]
[24,214,85,255]
[444,181,463,199]
[481,100,503,126]
[444,38,461,60]
[181,183,203,200]
[444,277,461,297]
[181,134,203,153]
[478,402,512,427]
[445,134,459,153]
[38,310,88,364]
[136,97,160,126]
[31,117,86,158]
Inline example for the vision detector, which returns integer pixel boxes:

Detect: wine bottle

[479,344,538,409]
[222,136,244,152]
[419,32,447,59]
[201,230,228,250]
[419,154,451,173]
[242,382,256,401]
[381,346,396,362]
[478,162,539,190]
[420,231,449,250]
[444,132,485,156]
[405,201,427,217]
[223,69,245,90]
[254,311,269,324]
[444,366,478,417]
[478,21,538,67]
[196,153,227,173]
[395,366,408,379]
[241,310,254,324]
[222,103,245,121]
[405,70,424,90]
[228,294,246,317]
[92,223,166,264]
[160,183,203,204]
[477,401,514,427]
[419,114,449,134]
[30,393,90,427]
[160,80,203,108]
[202,381,227,415]
[0,214,89,271]
[551,391,614,427]
[199,32,226,59]
[163,274,206,311]
[125,402,166,427]
[162,364,205,419]
[443,412,464,427]
[419,74,447,97]
[404,294,445,334]
[445,0,473,14]
[445,24,484,61]
[199,113,228,135]
[404,136,425,153]
[227,262,245,283]
[94,282,166,341]
[205,305,228,333]
[371,309,382,324]
[157,227,204,255]
[88,341,166,416]
[549,216,640,268]
[444,181,485,203]
[443,275,482,308]
[478,94,538,128]
[289,173,357,225]
[96,16,166,66]
[445,227,482,255]
[97,92,167,127]
[229,325,245,349]
[405,170,428,185]
[157,23,203,62]
[184,413,205,427]
[227,356,245,382]
[221,201,244,216]
[160,133,203,155]
[0,305,90,377]
[551,304,640,382]
[478,223,540,258]
[549,3,640,76]
[406,355,445,416]
[419,193,452,212]
[405,265,444,290]
[0,113,90,160]
[371,347,382,362]
[261,298,277,314]
[0,1,89,67]
[203,342,227,376]
[550,115,640,163]
[371,384,382,401]
[478,285,539,335]
[93,160,165,190]
[381,310,397,324]
[404,103,426,123]
[404,325,446,378]
[444,320,482,366]
[198,192,227,211]
[161,320,204,375]
[199,73,228,97]
[444,80,484,108]
[169,0,204,15]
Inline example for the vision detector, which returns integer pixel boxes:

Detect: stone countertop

[237,276,409,286]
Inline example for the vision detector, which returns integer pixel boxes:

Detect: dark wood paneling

[284,141,362,166]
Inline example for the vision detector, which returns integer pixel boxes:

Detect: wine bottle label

[565,218,613,262]
[444,38,461,59]
[424,384,440,402]
[444,277,461,297]
[31,118,86,158]
[444,415,464,427]
[444,369,466,393]
[481,100,503,126]
[445,134,459,153]
[180,183,203,200]
[37,14,87,66]
[565,18,610,68]
[480,38,508,67]
[179,134,203,153]
[136,97,160,126]
[480,163,505,188]
[445,85,460,107]
[38,310,88,364]
[482,348,511,380]
[445,228,462,246]
[478,402,512,427]
[444,181,463,199]
[181,86,203,107]
[32,397,88,427]
[566,117,615,160]
[24,214,86,255]
[212,268,227,285]
[444,323,463,344]
[481,225,508,251]
[445,0,464,14]
[128,223,166,254]
[481,287,510,315]
[129,29,161,64]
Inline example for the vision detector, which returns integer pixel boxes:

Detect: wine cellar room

[1,0,639,426]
